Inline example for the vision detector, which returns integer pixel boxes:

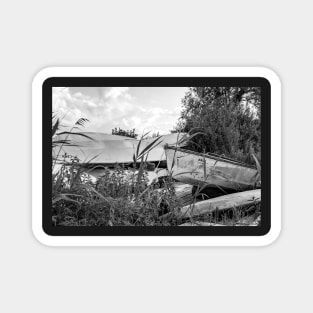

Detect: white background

[0,0,310,312]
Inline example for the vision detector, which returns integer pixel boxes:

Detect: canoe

[165,146,259,191]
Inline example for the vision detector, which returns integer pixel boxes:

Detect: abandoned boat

[53,132,187,166]
[164,146,259,191]
[53,132,187,182]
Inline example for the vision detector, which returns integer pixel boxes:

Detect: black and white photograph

[52,86,262,227]
[5,0,310,309]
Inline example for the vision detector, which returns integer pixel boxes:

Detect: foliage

[52,159,260,227]
[112,127,138,139]
[51,93,262,227]
[52,158,181,226]
[175,87,261,164]
[52,119,179,226]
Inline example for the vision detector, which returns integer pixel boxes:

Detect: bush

[175,87,261,164]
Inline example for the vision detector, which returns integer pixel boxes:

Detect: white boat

[53,132,187,165]
[165,146,259,191]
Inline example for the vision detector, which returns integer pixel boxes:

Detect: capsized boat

[164,146,259,191]
[53,132,187,165]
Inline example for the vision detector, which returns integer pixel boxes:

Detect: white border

[32,67,281,246]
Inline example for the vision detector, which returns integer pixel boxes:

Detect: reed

[52,118,260,226]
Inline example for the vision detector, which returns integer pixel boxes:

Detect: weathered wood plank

[161,189,261,220]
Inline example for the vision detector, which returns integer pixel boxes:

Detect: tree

[176,87,261,164]
[112,127,138,139]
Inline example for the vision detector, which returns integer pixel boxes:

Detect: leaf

[142,130,152,139]
[177,131,204,146]
[251,152,261,185]
[136,155,145,186]
[136,138,142,159]
[52,118,59,137]
[251,153,261,174]
[75,118,89,127]
[137,136,163,160]
[56,132,94,141]
[133,153,136,166]
[52,194,80,204]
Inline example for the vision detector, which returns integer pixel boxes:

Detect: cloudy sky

[53,87,188,135]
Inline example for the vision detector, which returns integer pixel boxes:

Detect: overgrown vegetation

[52,87,262,227]
[53,162,182,226]
[174,87,261,164]
[112,127,138,139]
[53,120,181,226]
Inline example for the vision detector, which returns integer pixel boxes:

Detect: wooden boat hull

[165,147,259,191]
[161,189,261,221]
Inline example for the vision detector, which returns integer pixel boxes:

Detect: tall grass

[52,120,181,226]
[52,118,261,227]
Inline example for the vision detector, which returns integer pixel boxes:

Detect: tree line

[174,87,261,164]
[113,87,261,165]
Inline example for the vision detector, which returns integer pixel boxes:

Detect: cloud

[52,87,181,134]
[104,87,130,99]
[121,106,180,135]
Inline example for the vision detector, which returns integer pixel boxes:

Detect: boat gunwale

[165,146,257,170]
